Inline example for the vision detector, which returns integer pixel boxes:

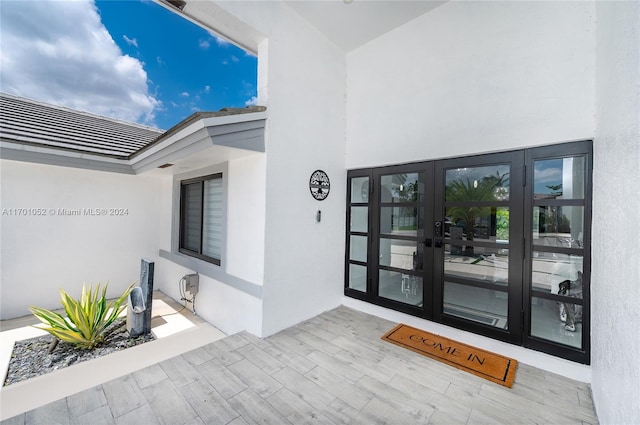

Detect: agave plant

[30,282,135,350]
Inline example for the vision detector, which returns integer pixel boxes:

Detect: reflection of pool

[534,233,582,248]
[444,254,509,284]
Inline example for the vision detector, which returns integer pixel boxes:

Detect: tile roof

[0,93,164,159]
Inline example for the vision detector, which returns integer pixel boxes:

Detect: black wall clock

[309,170,330,201]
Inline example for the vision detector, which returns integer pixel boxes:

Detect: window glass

[531,297,582,349]
[445,206,510,242]
[378,269,423,306]
[380,173,423,203]
[445,165,510,202]
[380,207,424,237]
[444,282,508,329]
[444,249,509,285]
[180,174,222,265]
[349,235,367,263]
[531,253,583,296]
[181,182,202,252]
[202,178,223,259]
[533,206,583,248]
[350,177,370,203]
[348,264,367,292]
[534,157,585,200]
[350,207,368,233]
[379,239,423,271]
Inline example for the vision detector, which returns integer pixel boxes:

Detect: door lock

[434,220,443,247]
[434,221,443,237]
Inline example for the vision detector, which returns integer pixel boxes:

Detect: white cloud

[199,33,231,50]
[214,35,230,47]
[231,55,240,63]
[122,35,138,48]
[204,85,211,94]
[245,96,258,106]
[0,0,159,126]
[534,166,562,184]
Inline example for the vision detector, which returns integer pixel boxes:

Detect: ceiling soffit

[284,0,447,52]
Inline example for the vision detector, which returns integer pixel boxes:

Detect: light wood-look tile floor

[1,306,598,424]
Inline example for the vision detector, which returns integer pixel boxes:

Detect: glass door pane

[443,282,508,329]
[376,171,427,307]
[434,151,523,342]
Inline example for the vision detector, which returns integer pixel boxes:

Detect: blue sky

[0,0,258,130]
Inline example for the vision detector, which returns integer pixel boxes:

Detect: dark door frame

[345,140,592,364]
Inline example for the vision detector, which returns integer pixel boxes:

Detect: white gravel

[3,319,154,386]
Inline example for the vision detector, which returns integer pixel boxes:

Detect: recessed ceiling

[284,0,447,52]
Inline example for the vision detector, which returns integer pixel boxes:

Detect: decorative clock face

[309,170,330,201]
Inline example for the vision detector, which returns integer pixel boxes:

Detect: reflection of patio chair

[413,250,422,271]
[401,251,419,297]
[401,274,417,297]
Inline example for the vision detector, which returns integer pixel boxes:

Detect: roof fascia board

[131,128,212,174]
[131,113,266,173]
[131,111,266,162]
[131,120,207,162]
[200,111,267,128]
[154,0,265,55]
[0,143,135,174]
[208,128,265,152]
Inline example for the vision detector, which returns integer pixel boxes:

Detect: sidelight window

[525,145,591,361]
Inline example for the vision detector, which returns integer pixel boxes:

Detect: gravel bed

[3,319,154,386]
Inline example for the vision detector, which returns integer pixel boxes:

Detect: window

[179,173,223,265]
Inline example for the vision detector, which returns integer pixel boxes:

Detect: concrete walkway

[1,305,598,424]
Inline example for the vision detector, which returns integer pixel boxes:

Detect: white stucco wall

[195,1,348,337]
[346,1,596,168]
[592,2,640,423]
[154,259,263,336]
[258,6,346,337]
[0,159,164,319]
[225,154,266,285]
[154,154,265,336]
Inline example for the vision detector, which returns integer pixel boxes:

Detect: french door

[345,141,591,363]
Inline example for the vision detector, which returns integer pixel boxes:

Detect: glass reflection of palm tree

[394,175,419,231]
[446,172,509,256]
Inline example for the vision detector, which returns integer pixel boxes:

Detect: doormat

[381,324,517,388]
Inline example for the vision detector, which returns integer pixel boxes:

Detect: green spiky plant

[30,282,135,350]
